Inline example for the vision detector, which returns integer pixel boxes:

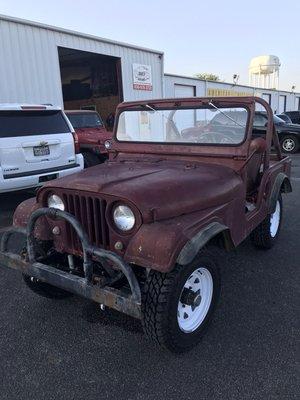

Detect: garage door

[174,84,195,98]
[174,85,195,132]
[278,95,287,114]
[262,93,271,104]
[256,93,271,111]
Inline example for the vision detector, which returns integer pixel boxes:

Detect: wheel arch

[269,172,292,213]
[176,222,234,266]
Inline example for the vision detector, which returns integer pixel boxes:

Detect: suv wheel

[280,135,299,153]
[142,249,220,353]
[251,194,282,249]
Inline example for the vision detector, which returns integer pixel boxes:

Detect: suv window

[253,114,268,127]
[0,110,71,138]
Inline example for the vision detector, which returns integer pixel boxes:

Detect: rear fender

[269,173,292,213]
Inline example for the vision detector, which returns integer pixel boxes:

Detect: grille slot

[62,193,109,250]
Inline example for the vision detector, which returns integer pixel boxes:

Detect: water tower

[249,55,281,89]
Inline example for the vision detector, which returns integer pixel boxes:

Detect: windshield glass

[67,112,103,128]
[116,106,248,145]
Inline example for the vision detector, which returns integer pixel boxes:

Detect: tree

[194,73,220,81]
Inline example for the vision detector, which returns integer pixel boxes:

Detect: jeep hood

[43,159,243,221]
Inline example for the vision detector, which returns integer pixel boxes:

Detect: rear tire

[251,194,282,249]
[82,151,101,168]
[142,248,220,353]
[280,135,299,153]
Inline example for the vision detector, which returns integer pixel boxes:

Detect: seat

[246,138,267,194]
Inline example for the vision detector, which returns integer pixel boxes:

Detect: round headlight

[113,205,135,231]
[47,194,65,211]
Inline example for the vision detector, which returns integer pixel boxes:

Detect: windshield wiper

[145,104,157,112]
[208,100,246,128]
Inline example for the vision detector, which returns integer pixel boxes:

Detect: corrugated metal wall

[165,74,300,113]
[0,16,164,106]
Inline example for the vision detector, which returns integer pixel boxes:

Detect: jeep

[0,97,292,352]
[65,110,112,168]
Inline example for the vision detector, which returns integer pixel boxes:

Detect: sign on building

[207,88,251,97]
[132,63,152,91]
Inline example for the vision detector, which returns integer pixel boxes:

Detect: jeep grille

[62,192,109,250]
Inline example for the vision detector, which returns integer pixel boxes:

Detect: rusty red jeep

[65,110,112,168]
[0,97,292,352]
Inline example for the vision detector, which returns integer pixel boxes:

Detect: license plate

[33,145,50,156]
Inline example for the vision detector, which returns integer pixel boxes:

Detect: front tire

[280,135,299,153]
[142,249,220,353]
[251,194,282,249]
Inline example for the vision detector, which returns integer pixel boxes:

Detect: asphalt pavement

[0,157,299,400]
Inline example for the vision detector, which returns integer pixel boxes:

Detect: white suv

[0,104,84,193]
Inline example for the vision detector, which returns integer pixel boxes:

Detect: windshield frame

[111,97,275,162]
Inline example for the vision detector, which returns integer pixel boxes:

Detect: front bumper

[0,208,141,319]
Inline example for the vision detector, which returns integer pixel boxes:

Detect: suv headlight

[47,194,65,211]
[113,205,135,231]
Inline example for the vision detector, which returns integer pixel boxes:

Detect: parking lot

[0,156,299,400]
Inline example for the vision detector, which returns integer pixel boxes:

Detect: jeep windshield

[116,105,248,145]
[67,112,104,129]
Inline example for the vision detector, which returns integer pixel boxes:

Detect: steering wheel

[196,131,237,144]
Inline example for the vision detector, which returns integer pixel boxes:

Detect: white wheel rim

[177,267,213,333]
[270,200,281,238]
[282,138,295,152]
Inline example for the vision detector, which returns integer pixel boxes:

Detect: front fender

[176,222,231,266]
[124,221,185,272]
[124,212,233,272]
[13,198,39,227]
[13,198,52,240]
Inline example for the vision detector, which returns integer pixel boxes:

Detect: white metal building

[0,14,164,120]
[1,14,299,119]
[165,73,300,114]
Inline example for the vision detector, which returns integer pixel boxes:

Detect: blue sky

[0,0,299,90]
